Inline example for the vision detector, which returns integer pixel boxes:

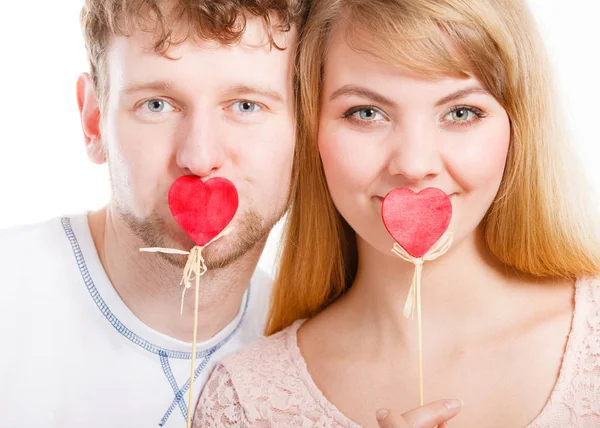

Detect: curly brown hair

[81,0,308,104]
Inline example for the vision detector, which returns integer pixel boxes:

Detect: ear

[76,73,106,164]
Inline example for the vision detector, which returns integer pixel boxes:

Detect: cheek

[260,139,294,201]
[317,131,342,190]
[318,123,382,197]
[233,119,295,209]
[114,116,174,169]
[105,111,176,214]
[445,116,510,192]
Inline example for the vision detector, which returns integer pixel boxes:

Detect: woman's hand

[376,399,463,428]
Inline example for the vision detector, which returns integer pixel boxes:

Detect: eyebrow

[121,81,285,104]
[330,84,491,109]
[224,84,285,103]
[434,86,490,107]
[329,85,397,108]
[122,80,174,95]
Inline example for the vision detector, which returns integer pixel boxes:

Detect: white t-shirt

[0,214,272,427]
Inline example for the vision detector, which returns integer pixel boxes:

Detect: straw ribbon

[140,227,231,313]
[391,232,453,319]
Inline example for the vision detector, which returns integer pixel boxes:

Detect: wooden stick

[140,230,234,428]
[416,263,424,406]
[391,235,454,407]
[186,256,201,428]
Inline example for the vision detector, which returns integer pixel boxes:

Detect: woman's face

[318,29,511,255]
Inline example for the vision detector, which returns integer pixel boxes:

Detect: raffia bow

[140,227,231,312]
[391,232,453,318]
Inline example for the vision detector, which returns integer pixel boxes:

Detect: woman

[194,0,600,426]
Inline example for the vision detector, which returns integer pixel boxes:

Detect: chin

[124,203,273,269]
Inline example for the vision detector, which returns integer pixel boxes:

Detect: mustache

[119,208,279,271]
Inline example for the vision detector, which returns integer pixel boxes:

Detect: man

[0,1,306,426]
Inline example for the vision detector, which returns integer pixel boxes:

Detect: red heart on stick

[168,176,239,247]
[382,187,452,258]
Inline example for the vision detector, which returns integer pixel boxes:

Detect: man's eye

[144,99,175,113]
[232,101,262,114]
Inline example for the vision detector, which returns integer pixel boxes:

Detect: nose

[176,112,225,178]
[387,121,443,183]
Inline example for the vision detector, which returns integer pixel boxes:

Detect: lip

[375,192,457,202]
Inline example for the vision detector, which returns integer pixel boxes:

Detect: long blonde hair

[266,0,600,335]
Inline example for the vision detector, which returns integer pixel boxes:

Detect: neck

[343,229,545,349]
[88,205,262,342]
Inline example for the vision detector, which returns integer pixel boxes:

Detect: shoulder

[574,276,600,330]
[221,321,301,388]
[236,267,274,340]
[0,216,66,251]
[577,275,600,304]
[0,215,90,334]
[194,363,247,427]
[543,276,600,424]
[198,321,326,425]
[0,214,92,304]
[568,276,600,357]
[0,216,80,276]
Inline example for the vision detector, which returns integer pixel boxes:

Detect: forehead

[323,25,479,100]
[105,16,297,92]
[323,27,397,84]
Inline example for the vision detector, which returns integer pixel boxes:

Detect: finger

[376,409,401,428]
[439,422,449,428]
[376,400,463,428]
[401,399,463,427]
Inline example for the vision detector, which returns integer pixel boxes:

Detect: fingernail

[445,399,463,410]
[376,409,389,421]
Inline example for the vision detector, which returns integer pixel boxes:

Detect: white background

[0,1,598,276]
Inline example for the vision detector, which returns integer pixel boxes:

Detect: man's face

[94,18,297,268]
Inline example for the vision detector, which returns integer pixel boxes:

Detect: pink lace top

[194,277,600,427]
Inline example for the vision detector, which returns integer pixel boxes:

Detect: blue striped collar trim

[61,216,250,359]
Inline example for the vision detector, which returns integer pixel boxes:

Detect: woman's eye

[344,106,386,123]
[440,106,488,129]
[143,99,175,113]
[232,101,262,114]
[362,108,376,120]
[447,107,475,122]
[443,106,488,123]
